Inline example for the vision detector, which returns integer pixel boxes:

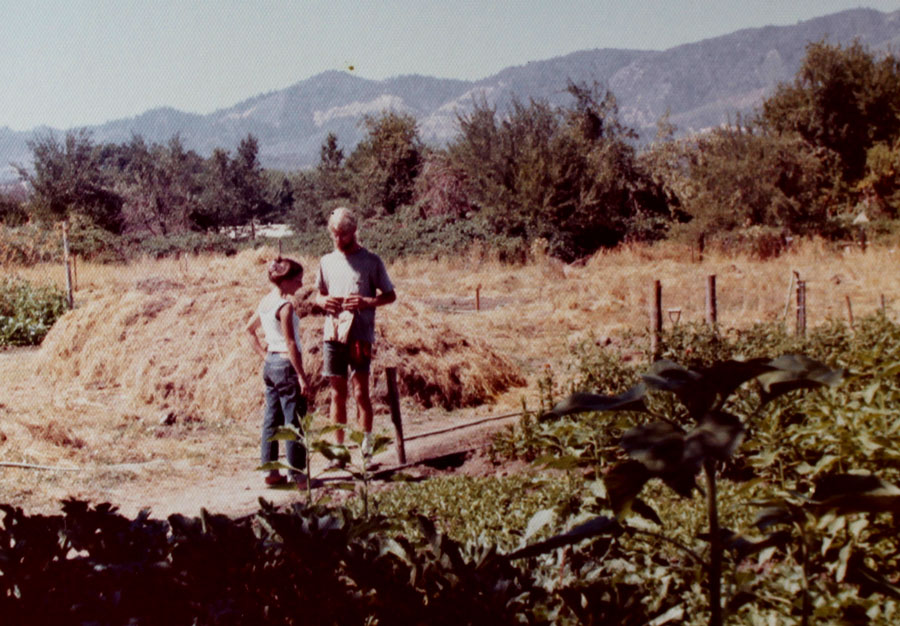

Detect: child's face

[281,274,303,295]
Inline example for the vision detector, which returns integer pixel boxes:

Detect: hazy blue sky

[1,1,897,130]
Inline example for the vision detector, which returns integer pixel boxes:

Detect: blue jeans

[261,354,306,471]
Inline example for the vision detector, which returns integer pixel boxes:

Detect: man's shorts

[322,340,372,377]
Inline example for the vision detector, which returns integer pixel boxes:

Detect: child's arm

[279,304,310,394]
[244,312,267,358]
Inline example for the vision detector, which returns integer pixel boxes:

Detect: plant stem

[705,459,723,626]
[794,521,811,626]
[631,528,704,565]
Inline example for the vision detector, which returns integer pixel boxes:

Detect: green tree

[859,138,900,217]
[315,132,352,204]
[194,134,271,234]
[0,186,28,226]
[761,40,900,183]
[16,129,124,233]
[446,84,674,261]
[646,125,839,248]
[117,135,204,235]
[346,112,423,215]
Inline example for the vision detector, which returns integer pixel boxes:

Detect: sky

[1,1,898,131]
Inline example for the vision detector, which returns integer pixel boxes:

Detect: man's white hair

[328,207,357,233]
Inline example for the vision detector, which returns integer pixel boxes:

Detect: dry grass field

[1,239,897,516]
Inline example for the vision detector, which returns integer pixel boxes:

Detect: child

[245,257,311,488]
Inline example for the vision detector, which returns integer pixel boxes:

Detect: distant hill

[2,7,899,181]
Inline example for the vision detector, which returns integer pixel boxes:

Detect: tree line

[2,40,899,262]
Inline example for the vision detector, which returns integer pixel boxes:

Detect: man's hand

[298,372,311,394]
[323,296,344,315]
[343,294,371,312]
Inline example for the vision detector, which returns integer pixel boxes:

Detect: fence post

[845,295,854,328]
[476,284,481,312]
[62,221,74,310]
[650,280,662,359]
[385,367,406,464]
[796,280,807,336]
[706,274,717,329]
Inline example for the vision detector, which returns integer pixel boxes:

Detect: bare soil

[0,347,528,519]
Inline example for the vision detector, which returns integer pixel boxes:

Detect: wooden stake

[783,271,797,322]
[706,274,717,329]
[62,221,74,309]
[650,280,662,359]
[845,295,854,327]
[796,280,807,336]
[385,367,406,464]
[475,284,481,311]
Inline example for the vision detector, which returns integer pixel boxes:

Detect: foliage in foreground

[492,316,900,624]
[0,277,67,347]
[0,499,551,626]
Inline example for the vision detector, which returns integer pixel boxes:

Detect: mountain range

[2,7,899,182]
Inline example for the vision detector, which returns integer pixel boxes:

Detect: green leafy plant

[509,353,876,625]
[264,411,393,517]
[0,277,68,347]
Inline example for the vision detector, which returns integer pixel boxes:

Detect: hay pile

[35,248,524,423]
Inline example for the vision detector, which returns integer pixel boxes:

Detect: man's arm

[344,289,395,312]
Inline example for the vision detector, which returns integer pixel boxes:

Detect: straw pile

[35,248,524,423]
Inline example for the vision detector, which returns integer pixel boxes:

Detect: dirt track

[0,347,524,519]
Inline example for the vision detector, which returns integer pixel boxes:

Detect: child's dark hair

[267,257,303,285]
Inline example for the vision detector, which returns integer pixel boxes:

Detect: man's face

[330,226,356,252]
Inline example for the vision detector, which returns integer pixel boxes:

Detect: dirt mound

[35,248,524,423]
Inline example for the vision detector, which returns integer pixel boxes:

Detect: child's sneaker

[265,471,287,486]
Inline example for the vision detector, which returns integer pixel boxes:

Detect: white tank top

[257,289,302,353]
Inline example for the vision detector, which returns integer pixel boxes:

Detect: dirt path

[0,347,525,519]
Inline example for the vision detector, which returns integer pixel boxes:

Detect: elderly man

[315,207,396,459]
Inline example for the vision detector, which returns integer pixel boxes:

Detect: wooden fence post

[385,367,406,464]
[476,284,481,312]
[796,280,807,336]
[845,295,854,328]
[62,221,74,310]
[706,274,717,329]
[650,280,662,359]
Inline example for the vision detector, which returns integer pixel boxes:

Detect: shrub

[0,277,68,347]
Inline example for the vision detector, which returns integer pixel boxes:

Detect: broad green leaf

[631,498,663,526]
[269,425,304,441]
[694,358,776,411]
[811,473,900,515]
[546,383,648,418]
[523,508,556,541]
[846,556,900,599]
[753,504,795,530]
[643,358,774,419]
[604,460,651,518]
[658,466,700,498]
[758,354,844,404]
[506,515,619,560]
[685,411,745,461]
[621,422,685,472]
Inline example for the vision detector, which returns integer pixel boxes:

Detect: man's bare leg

[329,375,348,444]
[351,372,373,433]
